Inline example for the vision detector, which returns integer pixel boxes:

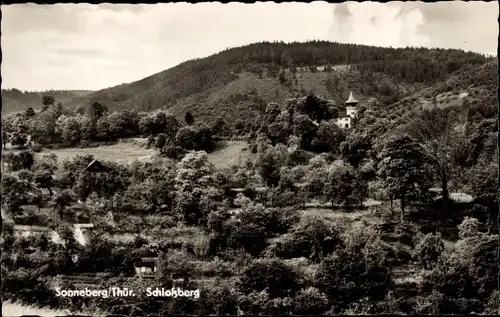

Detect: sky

[1,1,498,91]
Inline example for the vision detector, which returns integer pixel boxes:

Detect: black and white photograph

[1,1,499,316]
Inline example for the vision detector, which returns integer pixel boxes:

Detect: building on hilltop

[335,91,359,129]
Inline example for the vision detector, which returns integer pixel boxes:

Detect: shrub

[484,290,500,314]
[292,287,329,315]
[413,233,445,269]
[457,216,482,239]
[315,242,392,309]
[196,284,241,315]
[31,143,43,152]
[240,259,300,298]
[410,291,444,315]
[226,221,268,256]
[273,217,341,262]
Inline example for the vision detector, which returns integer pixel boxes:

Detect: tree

[274,216,341,262]
[315,240,392,310]
[42,95,55,106]
[292,287,329,315]
[377,134,434,221]
[322,161,356,208]
[211,116,229,137]
[311,120,345,154]
[263,102,281,125]
[468,162,498,232]
[89,101,108,120]
[10,131,28,149]
[185,112,194,125]
[340,132,372,168]
[292,114,317,150]
[278,70,287,85]
[155,133,167,153]
[1,173,32,213]
[293,94,334,123]
[51,189,75,220]
[240,259,299,298]
[352,170,369,207]
[174,151,220,225]
[413,233,445,270]
[34,170,55,196]
[24,107,36,119]
[257,145,289,187]
[6,150,35,171]
[61,116,82,146]
[403,109,462,213]
[29,111,59,144]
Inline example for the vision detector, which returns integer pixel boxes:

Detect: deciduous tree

[377,134,433,221]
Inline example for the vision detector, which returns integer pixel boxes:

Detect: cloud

[1,2,497,91]
[330,3,353,43]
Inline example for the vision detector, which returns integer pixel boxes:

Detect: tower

[345,91,359,119]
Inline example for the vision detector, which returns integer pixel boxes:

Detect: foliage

[315,239,392,309]
[322,160,357,206]
[240,258,300,298]
[272,216,341,262]
[257,144,289,186]
[292,287,329,315]
[377,134,434,217]
[413,233,445,270]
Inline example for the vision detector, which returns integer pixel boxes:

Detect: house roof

[84,159,107,172]
[135,257,158,266]
[345,91,358,104]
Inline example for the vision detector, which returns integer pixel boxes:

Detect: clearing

[37,140,156,164]
[207,141,251,168]
[7,139,251,167]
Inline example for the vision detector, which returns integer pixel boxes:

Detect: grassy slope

[6,139,252,168]
[388,61,497,113]
[207,141,252,169]
[34,142,158,164]
[1,90,94,115]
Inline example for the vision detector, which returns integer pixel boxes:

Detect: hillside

[2,89,94,115]
[62,41,491,122]
[387,61,498,115]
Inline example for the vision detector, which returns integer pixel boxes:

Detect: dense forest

[1,41,499,316]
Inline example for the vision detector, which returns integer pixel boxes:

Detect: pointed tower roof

[345,91,358,105]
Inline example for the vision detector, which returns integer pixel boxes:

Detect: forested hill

[2,89,93,115]
[8,41,494,121]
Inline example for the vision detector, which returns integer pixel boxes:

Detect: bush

[272,217,341,262]
[413,233,445,269]
[292,287,329,315]
[315,242,392,309]
[410,291,444,315]
[422,254,482,313]
[240,259,300,298]
[457,216,482,239]
[226,220,268,256]
[31,143,43,152]
[196,284,241,315]
[484,290,500,314]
